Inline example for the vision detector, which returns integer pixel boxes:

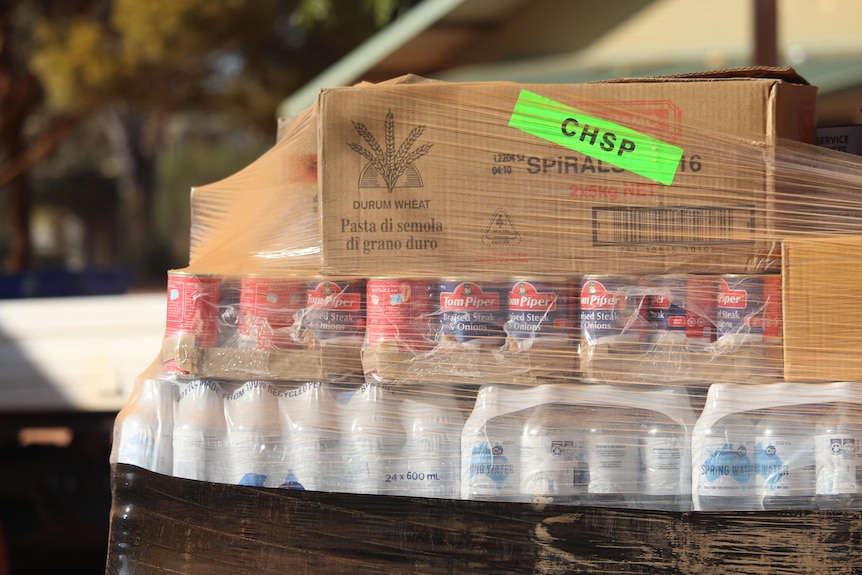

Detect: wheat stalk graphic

[348,110,433,193]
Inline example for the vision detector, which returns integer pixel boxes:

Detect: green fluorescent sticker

[509,90,683,186]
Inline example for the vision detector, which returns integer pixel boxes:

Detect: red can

[506,279,575,349]
[438,280,508,349]
[165,272,220,348]
[238,277,306,350]
[648,275,717,347]
[304,279,367,346]
[366,279,437,353]
[686,276,718,345]
[716,274,782,342]
[580,275,651,352]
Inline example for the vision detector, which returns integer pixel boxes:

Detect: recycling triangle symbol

[483,208,521,246]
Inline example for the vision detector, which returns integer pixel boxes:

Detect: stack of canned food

[163,271,782,383]
[580,273,783,382]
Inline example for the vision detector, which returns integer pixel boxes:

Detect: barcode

[592,206,755,246]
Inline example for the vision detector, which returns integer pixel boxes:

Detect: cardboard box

[782,234,862,381]
[318,68,816,278]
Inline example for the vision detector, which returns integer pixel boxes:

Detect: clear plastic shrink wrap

[109,67,862,574]
[692,381,862,511]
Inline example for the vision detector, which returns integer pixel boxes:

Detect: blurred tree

[1,0,415,280]
[0,1,85,272]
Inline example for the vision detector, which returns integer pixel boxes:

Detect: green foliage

[111,0,234,65]
[30,19,109,111]
[28,0,418,126]
[293,0,405,29]
[14,0,419,277]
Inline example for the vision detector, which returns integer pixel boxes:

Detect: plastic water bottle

[520,403,588,504]
[586,406,642,508]
[755,407,816,510]
[463,412,526,502]
[223,380,285,487]
[282,381,342,492]
[640,413,689,511]
[341,383,405,495]
[696,411,759,510]
[173,379,230,483]
[111,376,176,475]
[815,402,861,509]
[395,393,463,499]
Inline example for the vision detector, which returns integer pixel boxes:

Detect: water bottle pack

[111,375,696,509]
[112,369,862,511]
[460,383,697,511]
[692,381,862,511]
[112,376,464,499]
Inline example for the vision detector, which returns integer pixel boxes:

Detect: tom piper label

[440,282,501,311]
[306,281,363,311]
[507,280,573,343]
[508,281,558,311]
[580,276,649,349]
[439,281,506,347]
[716,274,781,340]
[304,280,366,343]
